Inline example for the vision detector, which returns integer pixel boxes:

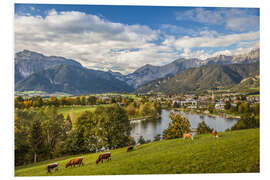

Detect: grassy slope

[15,128,259,176]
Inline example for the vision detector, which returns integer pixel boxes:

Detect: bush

[197,121,213,134]
[138,136,146,144]
[154,134,161,141]
[230,114,259,130]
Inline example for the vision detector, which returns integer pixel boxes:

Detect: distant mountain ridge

[136,63,260,94]
[15,49,259,95]
[15,50,82,83]
[125,48,259,88]
[15,64,134,95]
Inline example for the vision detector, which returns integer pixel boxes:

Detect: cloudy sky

[14,4,259,74]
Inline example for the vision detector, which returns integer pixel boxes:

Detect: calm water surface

[130,109,238,142]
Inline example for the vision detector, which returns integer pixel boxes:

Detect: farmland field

[15,128,259,176]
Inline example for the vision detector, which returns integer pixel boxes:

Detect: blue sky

[15,4,260,74]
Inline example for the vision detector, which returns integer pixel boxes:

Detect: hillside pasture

[15,128,259,176]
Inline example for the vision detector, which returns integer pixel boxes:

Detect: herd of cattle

[46,130,219,173]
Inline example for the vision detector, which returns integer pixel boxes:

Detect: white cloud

[176,8,259,32]
[15,9,260,74]
[172,31,259,49]
[15,10,178,74]
[180,48,211,60]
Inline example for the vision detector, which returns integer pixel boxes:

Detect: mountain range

[136,63,259,94]
[125,48,259,88]
[15,49,260,95]
[15,50,133,94]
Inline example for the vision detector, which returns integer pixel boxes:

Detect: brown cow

[183,133,193,140]
[46,163,58,173]
[96,152,111,164]
[212,130,219,138]
[127,146,134,152]
[65,157,84,168]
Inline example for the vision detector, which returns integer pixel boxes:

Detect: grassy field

[15,128,259,176]
[57,104,113,118]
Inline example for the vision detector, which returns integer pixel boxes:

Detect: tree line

[15,95,134,109]
[15,105,132,166]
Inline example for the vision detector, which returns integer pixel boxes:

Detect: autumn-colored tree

[162,112,191,140]
[126,103,136,118]
[80,96,86,105]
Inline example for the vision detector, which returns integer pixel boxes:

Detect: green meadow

[57,104,113,118]
[15,128,259,176]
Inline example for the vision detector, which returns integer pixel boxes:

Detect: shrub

[197,121,213,134]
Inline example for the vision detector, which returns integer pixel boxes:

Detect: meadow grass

[57,104,113,118]
[15,128,259,176]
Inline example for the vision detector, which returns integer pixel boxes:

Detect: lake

[130,109,238,142]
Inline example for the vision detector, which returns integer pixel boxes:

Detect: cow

[65,157,84,168]
[46,163,58,173]
[127,146,134,152]
[135,143,141,149]
[96,152,111,164]
[183,133,193,140]
[212,130,219,138]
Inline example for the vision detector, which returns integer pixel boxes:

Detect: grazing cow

[46,163,58,173]
[96,152,111,164]
[183,133,193,140]
[65,157,84,168]
[135,143,141,149]
[127,146,134,152]
[212,130,219,138]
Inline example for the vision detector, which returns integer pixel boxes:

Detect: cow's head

[96,158,100,164]
[65,161,71,168]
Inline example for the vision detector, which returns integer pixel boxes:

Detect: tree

[197,121,213,134]
[71,105,132,153]
[59,96,68,106]
[138,136,146,144]
[15,96,24,109]
[139,103,151,116]
[87,96,97,105]
[230,113,259,130]
[74,111,98,152]
[126,103,136,118]
[48,96,59,107]
[29,114,45,163]
[238,102,249,114]
[162,112,191,140]
[75,97,81,105]
[94,105,131,149]
[80,96,86,105]
[32,96,43,107]
[208,103,215,113]
[15,109,33,165]
[42,106,65,158]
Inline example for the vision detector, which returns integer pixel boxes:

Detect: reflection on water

[130,109,238,142]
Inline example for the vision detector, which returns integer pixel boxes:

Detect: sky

[14,4,260,74]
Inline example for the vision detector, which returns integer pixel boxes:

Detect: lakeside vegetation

[15,128,259,176]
